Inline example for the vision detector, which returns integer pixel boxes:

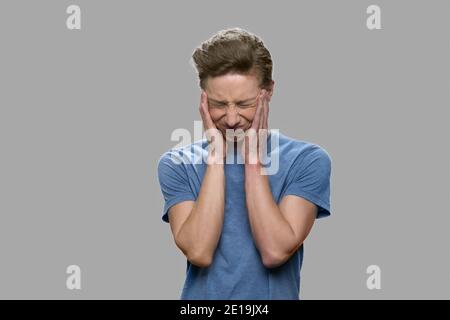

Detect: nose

[225,106,240,128]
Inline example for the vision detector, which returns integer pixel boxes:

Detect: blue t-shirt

[157,130,332,300]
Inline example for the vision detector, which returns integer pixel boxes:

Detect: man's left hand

[242,89,270,165]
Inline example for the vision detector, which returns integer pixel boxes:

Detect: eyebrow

[208,96,257,104]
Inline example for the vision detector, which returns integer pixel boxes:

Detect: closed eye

[237,103,254,109]
[210,102,227,108]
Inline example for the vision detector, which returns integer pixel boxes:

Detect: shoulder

[157,138,208,171]
[277,131,332,167]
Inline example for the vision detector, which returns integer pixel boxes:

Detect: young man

[157,28,332,300]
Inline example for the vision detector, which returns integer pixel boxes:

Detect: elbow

[261,250,291,269]
[187,251,213,268]
[260,240,304,268]
[174,236,213,268]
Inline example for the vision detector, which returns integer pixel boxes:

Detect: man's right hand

[199,90,227,164]
[168,90,227,268]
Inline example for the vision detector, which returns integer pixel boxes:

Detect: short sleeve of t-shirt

[157,151,196,223]
[282,146,332,219]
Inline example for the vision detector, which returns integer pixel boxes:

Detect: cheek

[208,109,224,121]
[240,109,257,122]
[208,109,227,129]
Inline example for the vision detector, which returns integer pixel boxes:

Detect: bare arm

[169,163,224,268]
[168,91,226,268]
[243,90,316,268]
[245,164,316,268]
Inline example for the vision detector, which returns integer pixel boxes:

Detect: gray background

[0,0,449,299]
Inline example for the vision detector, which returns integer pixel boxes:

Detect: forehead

[206,73,260,100]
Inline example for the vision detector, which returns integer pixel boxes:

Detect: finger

[252,90,264,130]
[199,91,209,118]
[199,90,216,130]
[258,91,268,153]
[263,92,269,130]
[199,112,208,132]
[199,92,208,131]
[258,96,269,164]
[259,90,267,131]
[260,91,266,130]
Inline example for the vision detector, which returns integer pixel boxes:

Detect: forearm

[245,164,298,268]
[176,164,225,266]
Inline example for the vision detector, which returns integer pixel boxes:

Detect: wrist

[245,162,262,171]
[245,162,264,181]
[206,161,225,170]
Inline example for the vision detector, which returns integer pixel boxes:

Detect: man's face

[205,73,269,140]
